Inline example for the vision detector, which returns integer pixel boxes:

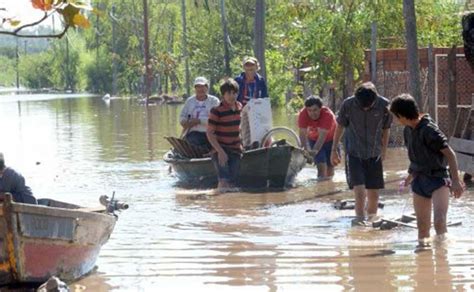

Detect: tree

[403,0,422,105]
[0,0,93,38]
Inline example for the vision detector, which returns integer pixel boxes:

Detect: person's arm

[440,146,465,198]
[299,128,309,150]
[330,124,345,166]
[180,100,200,129]
[207,110,228,166]
[381,128,390,161]
[260,77,268,98]
[180,99,192,128]
[312,128,328,154]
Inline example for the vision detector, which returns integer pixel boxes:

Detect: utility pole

[181,0,190,97]
[111,4,118,97]
[220,0,231,76]
[370,22,377,84]
[254,0,266,79]
[143,0,153,104]
[15,38,19,90]
[65,36,70,91]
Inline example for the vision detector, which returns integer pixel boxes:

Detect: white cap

[194,76,209,86]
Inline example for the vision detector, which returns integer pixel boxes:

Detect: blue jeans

[211,148,241,185]
[185,131,211,149]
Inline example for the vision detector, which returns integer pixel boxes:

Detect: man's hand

[330,149,341,166]
[403,174,414,188]
[381,148,387,161]
[217,150,228,167]
[183,118,200,129]
[451,179,465,198]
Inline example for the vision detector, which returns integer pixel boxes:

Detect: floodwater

[0,94,473,291]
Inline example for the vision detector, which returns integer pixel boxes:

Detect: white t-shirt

[180,94,220,132]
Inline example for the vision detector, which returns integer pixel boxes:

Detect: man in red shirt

[298,96,337,179]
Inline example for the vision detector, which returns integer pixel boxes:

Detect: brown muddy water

[0,94,473,291]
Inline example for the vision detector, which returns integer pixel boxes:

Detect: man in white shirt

[180,77,220,149]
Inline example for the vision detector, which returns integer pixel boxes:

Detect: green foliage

[0,0,466,100]
[265,49,292,106]
[19,51,54,89]
[85,47,113,93]
[0,55,17,87]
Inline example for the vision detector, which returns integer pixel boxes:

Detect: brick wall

[364,47,474,142]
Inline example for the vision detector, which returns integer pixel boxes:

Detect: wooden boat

[164,144,307,190]
[0,193,126,286]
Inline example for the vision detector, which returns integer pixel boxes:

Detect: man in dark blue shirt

[0,153,37,204]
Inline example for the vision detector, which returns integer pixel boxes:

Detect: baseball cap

[194,76,209,86]
[243,56,258,65]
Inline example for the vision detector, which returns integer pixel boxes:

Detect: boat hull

[164,145,307,190]
[0,195,116,285]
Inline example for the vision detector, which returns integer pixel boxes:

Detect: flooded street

[1,94,473,291]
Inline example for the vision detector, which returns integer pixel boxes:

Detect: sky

[0,0,46,26]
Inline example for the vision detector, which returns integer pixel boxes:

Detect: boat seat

[164,136,210,159]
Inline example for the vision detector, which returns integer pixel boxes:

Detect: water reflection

[0,94,472,291]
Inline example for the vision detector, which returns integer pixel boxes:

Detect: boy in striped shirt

[207,78,242,193]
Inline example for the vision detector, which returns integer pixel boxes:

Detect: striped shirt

[208,101,243,152]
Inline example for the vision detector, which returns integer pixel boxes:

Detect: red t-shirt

[297,106,336,142]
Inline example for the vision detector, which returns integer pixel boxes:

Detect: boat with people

[164,127,308,190]
[0,193,127,286]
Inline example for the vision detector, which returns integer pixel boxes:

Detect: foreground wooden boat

[0,193,126,286]
[164,145,307,190]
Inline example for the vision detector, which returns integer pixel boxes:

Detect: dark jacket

[0,167,37,204]
[404,115,449,177]
[234,72,268,105]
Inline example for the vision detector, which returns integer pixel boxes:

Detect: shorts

[411,173,450,198]
[308,140,335,166]
[345,155,384,189]
[211,148,241,184]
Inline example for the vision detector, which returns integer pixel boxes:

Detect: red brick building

[363,47,474,141]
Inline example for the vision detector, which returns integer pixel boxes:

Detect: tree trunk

[254,0,266,80]
[447,46,457,137]
[220,0,231,76]
[143,0,153,103]
[403,0,422,105]
[181,0,191,97]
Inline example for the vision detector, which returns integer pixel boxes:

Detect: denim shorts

[211,148,241,184]
[411,173,450,198]
[308,140,335,166]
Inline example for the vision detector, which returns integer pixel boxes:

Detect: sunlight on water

[0,94,473,291]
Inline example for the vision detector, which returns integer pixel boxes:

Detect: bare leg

[413,193,432,240]
[327,165,335,178]
[366,189,379,216]
[353,185,366,218]
[432,186,449,236]
[217,180,231,193]
[316,163,328,179]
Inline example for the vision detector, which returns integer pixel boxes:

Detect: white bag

[245,98,273,146]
